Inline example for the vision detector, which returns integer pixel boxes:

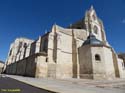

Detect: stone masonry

[4,6,125,80]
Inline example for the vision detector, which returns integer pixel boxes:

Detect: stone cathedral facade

[4,6,125,80]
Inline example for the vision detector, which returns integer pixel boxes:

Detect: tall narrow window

[23,43,27,58]
[43,39,48,53]
[9,49,12,56]
[92,14,96,20]
[95,54,101,61]
[93,26,98,34]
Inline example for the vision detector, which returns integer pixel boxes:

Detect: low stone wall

[6,53,47,77]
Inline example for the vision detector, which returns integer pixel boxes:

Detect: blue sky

[0,0,125,62]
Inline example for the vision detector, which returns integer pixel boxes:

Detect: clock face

[93,25,98,34]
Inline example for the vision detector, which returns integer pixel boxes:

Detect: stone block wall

[16,59,27,76]
[78,45,116,80]
[6,53,47,77]
[78,45,93,79]
[35,55,47,78]
[118,58,125,78]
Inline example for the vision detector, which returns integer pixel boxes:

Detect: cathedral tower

[85,6,107,44]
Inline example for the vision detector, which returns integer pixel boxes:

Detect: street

[0,75,55,93]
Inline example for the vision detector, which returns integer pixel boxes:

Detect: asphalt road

[0,75,56,93]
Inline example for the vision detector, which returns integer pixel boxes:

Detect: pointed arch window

[43,39,48,53]
[9,49,12,56]
[92,14,96,20]
[95,54,101,61]
[93,26,98,34]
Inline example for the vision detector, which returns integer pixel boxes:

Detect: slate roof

[82,33,104,46]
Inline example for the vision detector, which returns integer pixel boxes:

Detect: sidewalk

[5,75,125,93]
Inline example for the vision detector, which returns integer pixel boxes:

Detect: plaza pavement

[4,74,125,93]
[0,75,55,93]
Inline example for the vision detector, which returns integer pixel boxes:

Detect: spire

[90,5,94,10]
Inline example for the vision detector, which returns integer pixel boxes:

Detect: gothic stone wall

[118,58,125,78]
[91,46,115,80]
[79,45,115,80]
[55,31,73,79]
[47,27,73,79]
[78,45,93,79]
[6,53,47,77]
[6,38,33,65]
[35,55,48,78]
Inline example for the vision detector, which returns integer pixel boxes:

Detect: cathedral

[4,6,125,80]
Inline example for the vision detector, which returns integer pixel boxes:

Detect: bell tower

[85,6,107,44]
